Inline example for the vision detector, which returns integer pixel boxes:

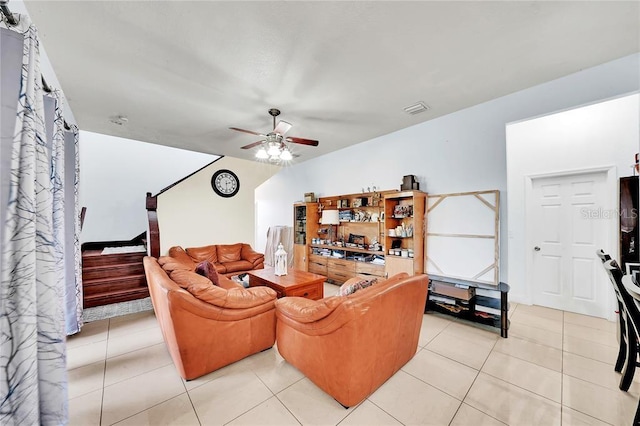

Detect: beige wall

[157,156,280,254]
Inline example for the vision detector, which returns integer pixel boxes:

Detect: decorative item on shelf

[338,199,349,208]
[304,192,316,202]
[353,210,370,222]
[321,210,340,244]
[400,175,420,191]
[274,243,288,276]
[393,204,413,218]
[370,213,379,222]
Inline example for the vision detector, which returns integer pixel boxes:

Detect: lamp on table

[321,210,340,244]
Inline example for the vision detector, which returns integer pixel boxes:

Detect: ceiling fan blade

[241,140,264,150]
[230,127,266,137]
[273,120,292,135]
[286,136,319,147]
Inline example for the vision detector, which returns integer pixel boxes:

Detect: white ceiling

[22,1,640,163]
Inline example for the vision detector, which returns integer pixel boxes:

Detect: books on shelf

[475,305,501,316]
[430,295,456,305]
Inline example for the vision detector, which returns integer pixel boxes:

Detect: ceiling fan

[230,108,319,161]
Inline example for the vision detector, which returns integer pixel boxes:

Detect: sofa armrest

[241,244,265,266]
[275,296,344,323]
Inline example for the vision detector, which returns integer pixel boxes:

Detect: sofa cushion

[169,269,276,308]
[223,260,254,273]
[195,261,220,286]
[241,244,264,264]
[168,246,196,267]
[186,245,218,264]
[213,263,227,274]
[169,269,213,290]
[338,277,378,296]
[158,256,194,273]
[218,243,243,263]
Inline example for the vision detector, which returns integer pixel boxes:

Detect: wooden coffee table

[247,268,325,300]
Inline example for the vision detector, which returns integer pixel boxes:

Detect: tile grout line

[98,318,110,426]
[362,398,407,425]
[447,336,506,426]
[221,373,273,426]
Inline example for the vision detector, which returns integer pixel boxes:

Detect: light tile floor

[67,283,639,425]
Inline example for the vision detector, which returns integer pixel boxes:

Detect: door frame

[524,165,617,320]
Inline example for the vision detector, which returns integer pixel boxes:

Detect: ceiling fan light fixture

[280,148,293,161]
[255,147,269,159]
[267,142,281,157]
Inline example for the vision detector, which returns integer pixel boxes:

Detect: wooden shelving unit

[384,190,427,277]
[292,202,318,272]
[294,190,394,283]
[295,189,429,284]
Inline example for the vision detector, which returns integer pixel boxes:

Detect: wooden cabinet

[308,254,328,275]
[384,190,427,276]
[293,245,306,271]
[295,189,427,284]
[293,203,319,271]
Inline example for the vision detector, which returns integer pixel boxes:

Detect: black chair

[602,259,640,391]
[598,252,640,425]
[598,250,631,374]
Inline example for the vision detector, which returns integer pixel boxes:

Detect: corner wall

[255,53,640,303]
[157,156,280,254]
[79,131,217,243]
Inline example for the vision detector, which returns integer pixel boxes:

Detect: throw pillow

[338,277,378,297]
[195,261,220,286]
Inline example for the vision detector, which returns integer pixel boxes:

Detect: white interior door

[529,170,611,317]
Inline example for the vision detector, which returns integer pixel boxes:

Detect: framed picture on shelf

[626,262,640,283]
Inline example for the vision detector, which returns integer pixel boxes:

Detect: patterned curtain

[0,14,78,424]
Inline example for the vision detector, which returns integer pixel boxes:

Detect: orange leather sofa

[167,243,264,277]
[275,273,428,407]
[143,256,277,380]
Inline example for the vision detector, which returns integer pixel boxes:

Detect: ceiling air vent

[403,102,430,115]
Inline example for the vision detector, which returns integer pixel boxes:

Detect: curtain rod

[0,1,18,26]
[1,1,71,130]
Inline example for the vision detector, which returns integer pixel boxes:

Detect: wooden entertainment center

[293,189,426,283]
[293,188,509,337]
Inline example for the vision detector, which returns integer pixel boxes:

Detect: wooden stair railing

[146,192,160,258]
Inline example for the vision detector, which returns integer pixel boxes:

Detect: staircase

[81,235,149,308]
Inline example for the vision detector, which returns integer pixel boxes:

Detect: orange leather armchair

[275,273,428,407]
[143,256,277,380]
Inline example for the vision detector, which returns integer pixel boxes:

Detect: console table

[426,274,510,337]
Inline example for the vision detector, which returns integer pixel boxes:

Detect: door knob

[534,246,541,251]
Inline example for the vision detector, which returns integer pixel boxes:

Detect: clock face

[211,169,240,198]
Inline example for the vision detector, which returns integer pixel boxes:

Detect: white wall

[157,156,280,254]
[256,53,640,298]
[79,131,217,243]
[506,93,639,304]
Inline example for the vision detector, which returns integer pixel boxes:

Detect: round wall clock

[211,169,240,198]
